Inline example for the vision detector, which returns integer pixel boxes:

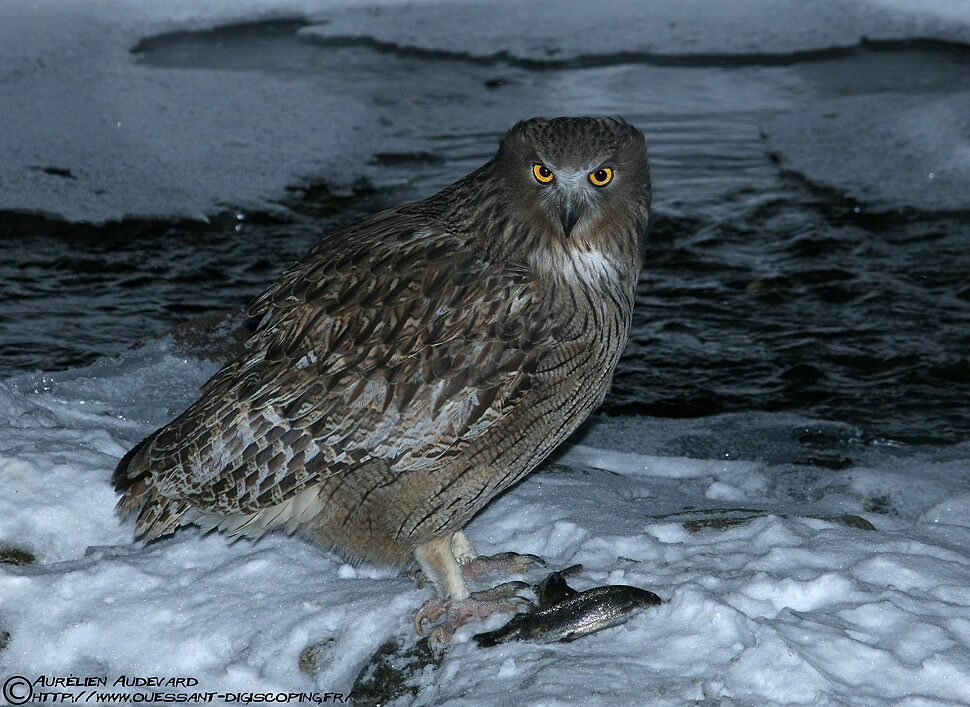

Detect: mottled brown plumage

[114,116,650,640]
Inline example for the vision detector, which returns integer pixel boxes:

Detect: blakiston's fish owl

[114,116,650,641]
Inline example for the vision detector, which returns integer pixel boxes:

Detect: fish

[473,565,661,647]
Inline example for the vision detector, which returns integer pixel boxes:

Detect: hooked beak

[559,198,581,237]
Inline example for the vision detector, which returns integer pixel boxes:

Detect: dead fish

[473,567,661,647]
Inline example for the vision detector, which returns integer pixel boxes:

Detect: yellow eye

[589,167,613,187]
[533,163,555,184]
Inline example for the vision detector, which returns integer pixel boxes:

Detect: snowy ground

[3,341,970,704]
[3,0,970,705]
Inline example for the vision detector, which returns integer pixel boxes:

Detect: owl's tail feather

[112,432,155,488]
[134,497,192,541]
[112,430,162,521]
[112,431,220,541]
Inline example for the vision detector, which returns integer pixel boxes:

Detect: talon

[414,597,446,636]
[409,563,426,588]
[412,583,531,642]
[475,552,545,570]
[429,623,455,646]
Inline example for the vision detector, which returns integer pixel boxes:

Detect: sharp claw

[409,563,427,588]
[414,598,447,636]
[479,552,545,568]
[429,624,454,646]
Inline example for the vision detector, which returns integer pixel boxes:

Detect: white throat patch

[567,248,619,284]
[530,245,621,287]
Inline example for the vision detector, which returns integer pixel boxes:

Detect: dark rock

[0,546,36,566]
[351,637,442,706]
[298,637,336,675]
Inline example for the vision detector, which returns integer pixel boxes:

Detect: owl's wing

[123,208,555,533]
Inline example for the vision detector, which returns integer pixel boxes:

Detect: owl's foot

[410,550,544,588]
[459,551,545,579]
[414,581,532,643]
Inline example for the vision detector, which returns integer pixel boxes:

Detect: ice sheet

[0,0,404,223]
[764,91,970,212]
[302,0,970,60]
[4,1,970,702]
[2,0,970,222]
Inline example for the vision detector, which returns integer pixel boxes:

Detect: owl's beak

[559,199,581,237]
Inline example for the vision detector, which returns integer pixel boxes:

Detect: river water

[1,20,968,447]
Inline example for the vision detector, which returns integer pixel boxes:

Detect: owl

[114,116,651,642]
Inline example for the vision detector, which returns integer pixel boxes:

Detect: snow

[2,0,970,222]
[2,341,970,704]
[302,0,970,59]
[765,91,970,212]
[868,0,970,23]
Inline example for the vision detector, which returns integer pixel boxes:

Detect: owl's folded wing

[116,212,556,536]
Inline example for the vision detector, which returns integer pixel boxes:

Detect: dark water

[1,22,969,445]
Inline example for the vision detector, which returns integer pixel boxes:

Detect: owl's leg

[449,530,478,564]
[413,534,531,643]
[410,531,543,587]
[414,535,469,602]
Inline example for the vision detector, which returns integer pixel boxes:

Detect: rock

[351,638,443,706]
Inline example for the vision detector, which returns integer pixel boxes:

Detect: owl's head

[494,116,650,255]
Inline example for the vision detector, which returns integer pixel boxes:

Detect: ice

[2,0,970,222]
[303,0,970,60]
[868,0,970,23]
[0,0,382,223]
[764,92,970,212]
[2,342,970,703]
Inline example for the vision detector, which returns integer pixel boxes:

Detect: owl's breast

[532,251,637,403]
